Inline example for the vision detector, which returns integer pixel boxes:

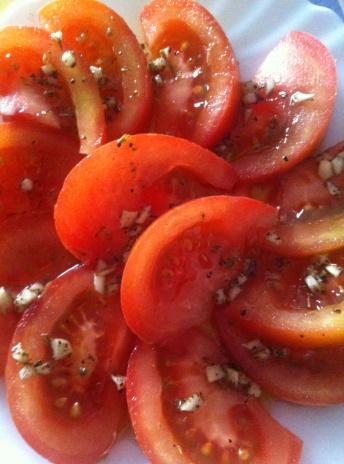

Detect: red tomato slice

[39,0,152,141]
[224,32,336,182]
[261,141,344,256]
[0,211,77,375]
[0,26,105,154]
[127,328,302,464]
[141,0,240,147]
[223,250,344,348]
[55,134,237,265]
[0,122,81,222]
[6,265,134,464]
[121,196,277,343]
[216,316,344,406]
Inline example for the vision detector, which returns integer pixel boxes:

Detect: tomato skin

[0,122,81,222]
[223,250,344,349]
[0,26,105,154]
[230,32,336,182]
[6,265,134,464]
[216,316,344,406]
[141,0,240,147]
[55,134,237,264]
[0,211,76,375]
[127,329,302,464]
[40,0,152,141]
[121,196,277,344]
[261,140,344,256]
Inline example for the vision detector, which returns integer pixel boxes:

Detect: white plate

[0,0,344,463]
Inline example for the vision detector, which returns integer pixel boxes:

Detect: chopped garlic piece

[214,288,228,305]
[34,361,52,375]
[12,342,29,364]
[229,286,242,301]
[206,364,226,383]
[50,338,72,360]
[176,393,203,412]
[111,374,126,391]
[149,56,167,73]
[120,210,139,229]
[89,65,103,81]
[304,274,321,292]
[20,177,34,192]
[226,367,240,387]
[14,283,44,311]
[93,273,106,294]
[290,91,314,105]
[19,364,36,380]
[41,63,56,76]
[325,263,343,278]
[61,50,76,68]
[265,77,275,96]
[326,180,341,196]
[136,205,151,225]
[50,30,63,42]
[331,157,344,176]
[242,339,271,360]
[247,382,262,398]
[318,159,333,180]
[265,231,281,244]
[0,286,12,314]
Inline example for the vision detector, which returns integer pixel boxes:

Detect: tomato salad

[0,0,343,463]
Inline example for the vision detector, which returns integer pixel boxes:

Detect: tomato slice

[55,134,237,265]
[39,0,152,141]
[0,211,76,375]
[222,250,344,348]
[0,122,81,222]
[127,328,302,464]
[141,0,240,147]
[6,265,134,464]
[216,316,344,406]
[260,140,344,256]
[223,32,336,182]
[0,26,105,154]
[121,196,276,343]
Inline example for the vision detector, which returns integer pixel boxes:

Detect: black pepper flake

[240,308,248,316]
[282,155,289,162]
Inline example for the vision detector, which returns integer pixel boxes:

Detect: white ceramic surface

[0,1,344,463]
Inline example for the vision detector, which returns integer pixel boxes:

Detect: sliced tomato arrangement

[0,26,105,154]
[0,122,81,222]
[216,317,344,406]
[221,250,344,348]
[55,134,237,264]
[127,328,302,464]
[39,0,152,141]
[222,32,336,182]
[141,0,240,147]
[121,196,276,343]
[6,265,134,464]
[2,0,344,462]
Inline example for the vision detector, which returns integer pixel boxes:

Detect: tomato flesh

[216,316,344,406]
[0,26,105,154]
[224,32,336,182]
[6,265,134,464]
[127,328,302,464]
[55,134,237,265]
[0,211,76,374]
[0,122,81,222]
[141,0,240,147]
[223,250,344,348]
[121,196,277,343]
[40,0,152,141]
